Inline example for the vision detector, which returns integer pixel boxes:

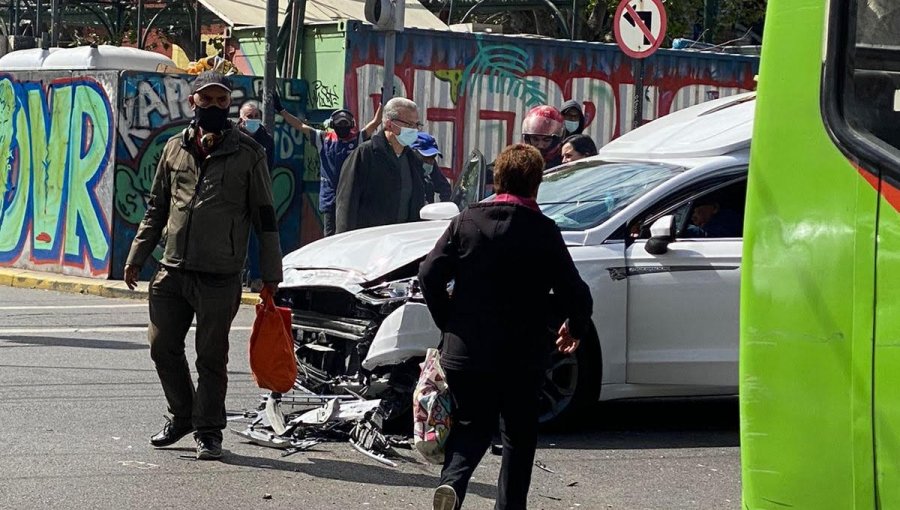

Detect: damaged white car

[276,93,754,425]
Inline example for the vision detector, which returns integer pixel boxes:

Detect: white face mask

[565,120,580,133]
[423,163,434,176]
[397,127,418,146]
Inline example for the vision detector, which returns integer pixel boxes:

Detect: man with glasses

[335,97,426,233]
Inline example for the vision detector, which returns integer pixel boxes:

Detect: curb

[0,268,261,306]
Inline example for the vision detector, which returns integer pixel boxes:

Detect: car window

[633,176,747,239]
[536,161,682,231]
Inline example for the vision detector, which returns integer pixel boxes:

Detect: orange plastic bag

[249,289,297,393]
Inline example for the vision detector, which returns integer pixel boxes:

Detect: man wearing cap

[411,132,451,204]
[124,71,283,461]
[276,101,383,236]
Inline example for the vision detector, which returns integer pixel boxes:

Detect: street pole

[136,0,143,49]
[632,58,644,130]
[193,0,201,59]
[263,0,278,132]
[382,30,395,104]
[50,0,59,46]
[35,0,42,45]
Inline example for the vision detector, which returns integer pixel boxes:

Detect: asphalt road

[0,286,741,509]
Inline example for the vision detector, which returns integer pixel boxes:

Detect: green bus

[741,0,900,508]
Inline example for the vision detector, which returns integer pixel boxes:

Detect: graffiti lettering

[112,72,312,279]
[309,80,340,110]
[0,74,114,276]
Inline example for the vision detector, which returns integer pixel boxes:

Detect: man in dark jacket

[238,100,275,171]
[335,97,425,233]
[419,143,593,510]
[124,71,283,461]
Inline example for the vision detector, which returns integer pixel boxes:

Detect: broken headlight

[359,278,423,304]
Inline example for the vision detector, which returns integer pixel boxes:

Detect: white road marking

[0,304,147,310]
[0,326,253,334]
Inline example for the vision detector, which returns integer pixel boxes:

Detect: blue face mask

[397,127,418,147]
[243,118,261,134]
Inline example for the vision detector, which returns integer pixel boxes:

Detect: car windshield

[536,161,682,230]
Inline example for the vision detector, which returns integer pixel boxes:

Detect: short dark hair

[561,134,598,157]
[493,144,544,197]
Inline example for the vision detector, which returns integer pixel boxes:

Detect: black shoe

[149,417,194,447]
[196,435,223,460]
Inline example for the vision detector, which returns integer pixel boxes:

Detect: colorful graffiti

[345,25,759,180]
[0,72,116,277]
[112,72,313,280]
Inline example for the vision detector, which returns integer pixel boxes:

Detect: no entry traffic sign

[614,0,668,59]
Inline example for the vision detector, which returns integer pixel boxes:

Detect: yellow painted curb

[0,268,261,306]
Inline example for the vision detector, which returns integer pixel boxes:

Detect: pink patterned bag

[412,348,453,464]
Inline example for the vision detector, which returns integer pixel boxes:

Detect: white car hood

[281,221,450,290]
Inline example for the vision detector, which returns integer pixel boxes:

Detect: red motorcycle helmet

[521,105,564,164]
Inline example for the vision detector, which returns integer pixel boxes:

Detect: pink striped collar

[494,193,541,212]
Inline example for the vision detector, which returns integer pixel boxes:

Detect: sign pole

[632,58,644,130]
[264,0,278,132]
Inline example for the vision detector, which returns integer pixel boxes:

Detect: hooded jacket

[561,99,585,136]
[127,122,283,282]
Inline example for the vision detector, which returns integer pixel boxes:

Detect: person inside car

[684,195,743,238]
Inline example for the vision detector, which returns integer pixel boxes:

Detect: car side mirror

[420,202,460,221]
[646,215,675,255]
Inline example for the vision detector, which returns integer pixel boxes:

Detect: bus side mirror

[646,215,675,255]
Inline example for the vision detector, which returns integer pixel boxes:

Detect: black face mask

[195,105,229,132]
[334,125,352,139]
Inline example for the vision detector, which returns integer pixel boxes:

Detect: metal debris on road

[535,460,556,473]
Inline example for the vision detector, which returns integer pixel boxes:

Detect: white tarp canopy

[199,0,448,30]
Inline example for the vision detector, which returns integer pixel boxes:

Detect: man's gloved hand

[273,91,284,114]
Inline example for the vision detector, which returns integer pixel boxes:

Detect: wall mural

[0,72,116,277]
[345,27,759,181]
[113,72,314,280]
[0,70,314,280]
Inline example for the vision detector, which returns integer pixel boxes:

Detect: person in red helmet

[521,105,565,169]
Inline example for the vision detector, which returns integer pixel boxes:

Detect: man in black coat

[335,97,425,233]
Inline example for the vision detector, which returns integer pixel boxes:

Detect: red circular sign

[613,0,668,59]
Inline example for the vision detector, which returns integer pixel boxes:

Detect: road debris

[535,460,556,473]
[230,390,404,466]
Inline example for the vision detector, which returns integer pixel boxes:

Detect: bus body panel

[741,0,880,507]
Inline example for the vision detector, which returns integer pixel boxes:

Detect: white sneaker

[433,484,458,510]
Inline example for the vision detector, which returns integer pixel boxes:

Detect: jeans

[439,369,541,509]
[148,266,242,440]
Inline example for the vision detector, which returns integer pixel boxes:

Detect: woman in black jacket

[419,144,594,510]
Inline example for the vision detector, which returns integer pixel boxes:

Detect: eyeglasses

[391,117,424,129]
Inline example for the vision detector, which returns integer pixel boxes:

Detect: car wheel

[538,326,601,427]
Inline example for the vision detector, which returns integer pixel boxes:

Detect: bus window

[824,0,900,167]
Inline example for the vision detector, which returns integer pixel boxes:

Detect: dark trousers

[440,369,541,510]
[323,209,336,237]
[148,266,242,440]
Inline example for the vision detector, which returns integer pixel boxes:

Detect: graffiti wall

[345,24,759,180]
[113,72,313,280]
[0,71,117,277]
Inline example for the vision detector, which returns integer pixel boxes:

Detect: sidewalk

[0,268,261,305]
